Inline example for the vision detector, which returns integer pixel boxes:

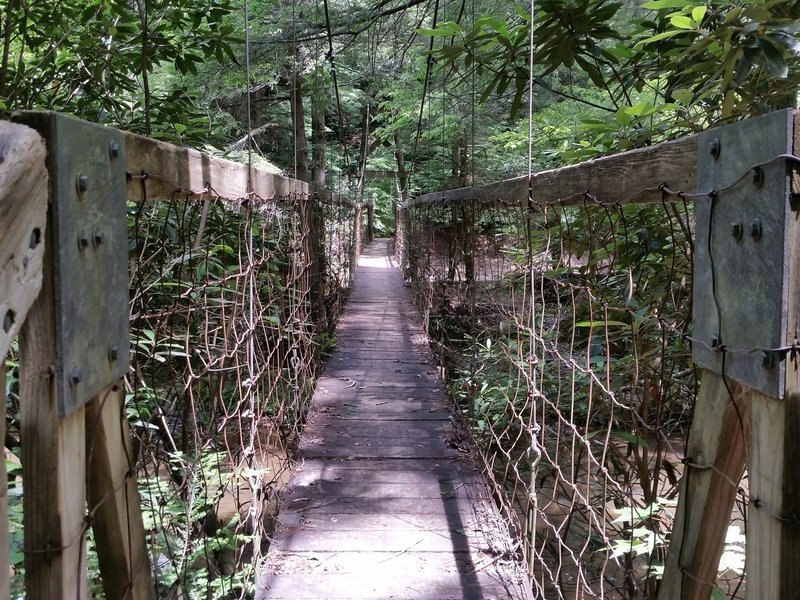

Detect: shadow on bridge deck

[257,238,533,600]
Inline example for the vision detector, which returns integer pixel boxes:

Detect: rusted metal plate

[693,109,793,399]
[14,112,129,416]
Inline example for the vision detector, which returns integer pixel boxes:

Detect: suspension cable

[411,0,440,178]
[322,0,351,178]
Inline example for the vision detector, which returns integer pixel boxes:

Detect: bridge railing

[398,109,800,600]
[1,111,361,598]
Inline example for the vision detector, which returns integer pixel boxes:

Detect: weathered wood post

[661,109,800,599]
[13,111,153,599]
[0,121,49,600]
[300,191,329,336]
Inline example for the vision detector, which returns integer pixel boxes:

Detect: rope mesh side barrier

[126,189,359,596]
[397,193,749,598]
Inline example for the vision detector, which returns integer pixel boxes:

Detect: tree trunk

[290,64,309,181]
[394,129,409,204]
[311,77,326,189]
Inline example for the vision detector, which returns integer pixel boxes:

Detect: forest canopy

[0,0,798,213]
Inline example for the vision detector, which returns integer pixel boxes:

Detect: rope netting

[126,186,361,596]
[398,197,747,598]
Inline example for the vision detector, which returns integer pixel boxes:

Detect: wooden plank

[304,418,450,438]
[265,550,477,575]
[0,367,7,600]
[0,121,48,359]
[19,228,88,597]
[0,121,47,600]
[85,385,154,599]
[292,458,480,482]
[744,110,800,599]
[257,572,523,600]
[124,132,352,207]
[300,437,459,459]
[285,481,489,501]
[660,371,750,599]
[411,133,698,208]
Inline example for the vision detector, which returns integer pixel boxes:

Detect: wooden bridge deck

[257,239,533,600]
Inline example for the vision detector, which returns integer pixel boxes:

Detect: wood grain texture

[660,371,749,600]
[411,134,698,208]
[259,240,533,600]
[86,386,154,600]
[0,121,48,359]
[0,367,7,600]
[745,110,800,600]
[19,222,88,598]
[124,132,353,207]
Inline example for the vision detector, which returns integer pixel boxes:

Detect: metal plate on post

[693,109,793,399]
[14,111,129,416]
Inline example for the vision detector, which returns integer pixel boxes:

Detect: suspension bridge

[2,108,800,600]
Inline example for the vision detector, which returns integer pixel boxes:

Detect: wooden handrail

[411,133,698,208]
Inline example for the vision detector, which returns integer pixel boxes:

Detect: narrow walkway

[257,239,533,600]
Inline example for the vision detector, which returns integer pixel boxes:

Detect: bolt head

[751,220,763,241]
[731,222,743,241]
[76,174,89,194]
[753,166,765,188]
[93,229,103,247]
[78,232,89,250]
[709,137,721,159]
[109,141,120,160]
[108,345,119,362]
[70,369,81,385]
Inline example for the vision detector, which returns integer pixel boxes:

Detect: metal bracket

[14,111,129,416]
[692,109,793,399]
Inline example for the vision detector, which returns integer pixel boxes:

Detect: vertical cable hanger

[244,0,254,194]
[321,0,351,181]
[524,0,542,578]
[411,0,441,181]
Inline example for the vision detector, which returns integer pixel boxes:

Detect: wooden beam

[0,366,7,600]
[659,371,749,599]
[0,121,48,600]
[0,121,48,359]
[86,385,154,600]
[124,132,353,207]
[742,110,800,599]
[411,134,698,208]
[19,225,88,598]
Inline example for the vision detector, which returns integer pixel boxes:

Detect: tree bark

[311,75,326,189]
[290,63,309,181]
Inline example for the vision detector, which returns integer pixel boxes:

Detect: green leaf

[612,430,649,447]
[691,6,706,23]
[636,29,688,45]
[671,88,694,105]
[641,0,695,9]
[759,38,789,78]
[669,15,694,29]
[575,320,628,327]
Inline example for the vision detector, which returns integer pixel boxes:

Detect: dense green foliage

[2,0,797,596]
